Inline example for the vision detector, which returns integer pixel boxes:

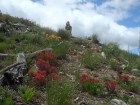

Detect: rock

[0,23,4,28]
[66,73,75,82]
[120,64,126,70]
[101,52,106,58]
[131,69,139,75]
[78,51,83,55]
[58,72,64,75]
[78,100,87,105]
[131,68,138,72]
[73,97,80,103]
[110,99,127,105]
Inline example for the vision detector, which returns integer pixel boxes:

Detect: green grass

[57,28,71,40]
[81,50,102,69]
[46,78,74,105]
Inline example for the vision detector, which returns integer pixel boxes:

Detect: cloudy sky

[0,0,140,52]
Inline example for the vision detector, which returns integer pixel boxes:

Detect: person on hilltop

[65,21,72,36]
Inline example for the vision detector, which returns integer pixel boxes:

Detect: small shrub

[0,42,6,53]
[0,86,14,105]
[29,61,59,86]
[102,75,112,81]
[29,51,59,86]
[125,64,133,72]
[30,34,44,44]
[117,72,139,93]
[53,41,70,59]
[57,29,71,40]
[104,80,118,94]
[81,50,101,69]
[102,42,120,58]
[18,85,35,102]
[92,34,99,44]
[109,58,119,71]
[18,34,44,45]
[80,73,105,96]
[136,62,140,70]
[127,80,140,93]
[44,27,56,35]
[0,34,6,42]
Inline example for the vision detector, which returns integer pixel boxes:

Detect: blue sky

[118,7,140,28]
[130,48,140,54]
[0,0,140,54]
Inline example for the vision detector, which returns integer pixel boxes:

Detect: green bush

[82,81,104,96]
[53,41,70,59]
[0,86,14,105]
[44,27,56,35]
[81,50,101,69]
[102,75,112,81]
[102,42,120,59]
[30,34,44,44]
[18,85,35,102]
[18,34,44,45]
[92,34,99,44]
[0,42,6,53]
[0,34,6,42]
[109,58,119,71]
[57,29,71,40]
[136,61,140,70]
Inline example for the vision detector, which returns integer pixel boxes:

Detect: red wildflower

[122,74,129,82]
[91,78,96,82]
[51,66,56,71]
[35,73,42,80]
[80,73,89,82]
[104,81,109,86]
[117,72,122,77]
[42,70,46,74]
[110,80,117,87]
[52,73,59,79]
[81,73,88,77]
[28,70,36,76]
[104,80,118,93]
[104,80,117,87]
[45,78,48,81]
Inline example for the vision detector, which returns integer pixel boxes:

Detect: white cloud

[96,0,140,21]
[0,0,140,51]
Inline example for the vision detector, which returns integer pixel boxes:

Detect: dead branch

[0,62,24,74]
[0,47,52,86]
[0,53,15,57]
[26,48,52,57]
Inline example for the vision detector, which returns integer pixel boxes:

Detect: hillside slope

[0,14,140,105]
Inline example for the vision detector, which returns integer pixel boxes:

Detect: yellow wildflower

[46,34,49,37]
[56,36,61,39]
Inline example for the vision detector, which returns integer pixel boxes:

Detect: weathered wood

[0,62,24,74]
[0,53,15,57]
[0,48,52,86]
[26,48,52,57]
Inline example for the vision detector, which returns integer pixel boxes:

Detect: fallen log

[0,48,52,86]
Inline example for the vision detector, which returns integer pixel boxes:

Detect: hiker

[65,21,72,36]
